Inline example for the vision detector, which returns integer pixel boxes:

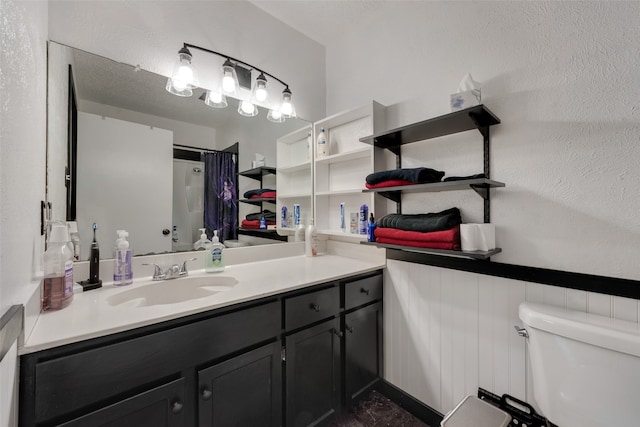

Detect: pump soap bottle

[207,230,225,273]
[113,230,133,286]
[194,228,213,251]
[42,223,74,311]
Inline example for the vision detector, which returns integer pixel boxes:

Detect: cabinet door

[59,378,185,427]
[286,318,341,427]
[198,342,282,427]
[345,302,383,408]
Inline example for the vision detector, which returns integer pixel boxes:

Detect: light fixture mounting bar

[183,43,290,89]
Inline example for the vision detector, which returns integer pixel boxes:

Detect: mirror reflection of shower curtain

[204,151,238,242]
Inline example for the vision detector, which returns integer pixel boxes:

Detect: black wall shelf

[239,198,276,206]
[238,228,288,242]
[360,105,503,260]
[363,178,505,203]
[360,104,500,153]
[239,166,277,181]
[361,241,501,260]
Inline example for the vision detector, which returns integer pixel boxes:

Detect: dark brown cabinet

[58,378,186,427]
[198,341,282,427]
[20,270,383,427]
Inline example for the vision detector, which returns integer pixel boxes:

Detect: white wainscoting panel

[383,260,640,416]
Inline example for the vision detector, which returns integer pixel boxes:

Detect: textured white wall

[325,1,640,281]
[48,0,326,122]
[0,1,48,426]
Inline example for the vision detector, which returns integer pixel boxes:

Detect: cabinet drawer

[32,301,280,425]
[285,286,339,331]
[344,274,382,310]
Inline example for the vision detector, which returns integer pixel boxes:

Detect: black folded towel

[366,168,444,185]
[377,207,462,233]
[443,173,486,182]
[246,210,276,221]
[243,188,275,199]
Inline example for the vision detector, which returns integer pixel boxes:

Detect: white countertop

[22,253,384,354]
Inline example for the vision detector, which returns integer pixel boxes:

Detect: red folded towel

[365,180,417,189]
[375,237,460,250]
[250,191,276,199]
[374,225,460,243]
[241,219,276,229]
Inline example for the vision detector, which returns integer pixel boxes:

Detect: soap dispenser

[194,228,213,250]
[207,230,225,273]
[42,223,74,311]
[113,230,133,286]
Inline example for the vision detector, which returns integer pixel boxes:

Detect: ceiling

[249,0,386,47]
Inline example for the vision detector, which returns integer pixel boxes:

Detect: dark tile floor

[330,391,431,427]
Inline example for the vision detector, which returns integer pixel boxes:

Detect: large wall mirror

[46,41,311,259]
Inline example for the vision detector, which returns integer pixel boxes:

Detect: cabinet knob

[202,388,212,401]
[171,401,184,414]
[310,303,320,312]
[345,325,354,333]
[333,328,343,338]
[360,288,370,295]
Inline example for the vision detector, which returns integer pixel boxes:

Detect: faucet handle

[179,258,198,276]
[142,263,165,280]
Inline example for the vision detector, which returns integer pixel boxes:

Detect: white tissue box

[450,89,481,112]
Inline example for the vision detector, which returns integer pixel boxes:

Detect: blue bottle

[359,204,368,235]
[367,213,376,242]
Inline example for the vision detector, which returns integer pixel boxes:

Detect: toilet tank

[519,302,640,427]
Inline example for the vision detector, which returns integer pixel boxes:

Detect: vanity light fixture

[165,43,295,122]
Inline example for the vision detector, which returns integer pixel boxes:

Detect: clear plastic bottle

[113,230,133,286]
[67,221,81,261]
[305,219,318,257]
[207,230,225,273]
[42,223,74,311]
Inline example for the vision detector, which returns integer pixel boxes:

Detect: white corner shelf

[316,189,365,196]
[317,229,368,242]
[278,193,312,199]
[315,147,371,165]
[278,161,311,174]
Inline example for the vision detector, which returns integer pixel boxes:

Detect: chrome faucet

[143,258,196,281]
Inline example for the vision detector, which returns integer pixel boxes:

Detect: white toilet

[519,302,640,427]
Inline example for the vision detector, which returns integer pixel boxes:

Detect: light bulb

[238,100,258,117]
[267,109,285,123]
[176,64,194,85]
[222,71,236,93]
[209,91,222,104]
[256,86,268,102]
[280,101,292,117]
[171,77,187,92]
[240,101,255,114]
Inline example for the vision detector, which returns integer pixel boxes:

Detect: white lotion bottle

[113,230,133,286]
[317,128,328,157]
[305,219,317,257]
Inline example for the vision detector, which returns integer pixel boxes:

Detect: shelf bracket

[378,191,402,204]
[470,185,489,200]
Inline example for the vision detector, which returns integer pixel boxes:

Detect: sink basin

[106,275,238,307]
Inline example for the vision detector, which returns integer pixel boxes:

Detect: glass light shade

[253,73,268,102]
[238,100,258,117]
[171,51,198,89]
[267,109,285,123]
[279,88,296,118]
[204,90,228,108]
[221,59,238,94]
[165,77,193,97]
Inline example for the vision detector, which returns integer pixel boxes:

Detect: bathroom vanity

[19,254,384,427]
